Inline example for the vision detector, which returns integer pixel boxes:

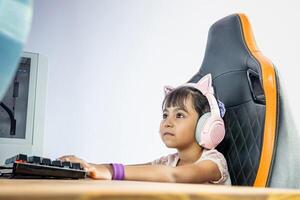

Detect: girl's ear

[164,85,174,95]
[195,74,214,95]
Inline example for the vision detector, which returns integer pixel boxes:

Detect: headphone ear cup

[195,112,211,144]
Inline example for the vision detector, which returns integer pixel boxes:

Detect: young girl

[59,74,231,185]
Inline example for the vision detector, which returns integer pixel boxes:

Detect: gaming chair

[188,13,279,187]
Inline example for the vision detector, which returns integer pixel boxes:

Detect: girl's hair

[162,87,210,118]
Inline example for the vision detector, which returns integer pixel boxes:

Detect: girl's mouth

[164,132,175,136]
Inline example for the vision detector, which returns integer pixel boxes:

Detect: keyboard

[0,154,86,179]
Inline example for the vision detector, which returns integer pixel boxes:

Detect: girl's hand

[58,155,87,167]
[58,155,96,176]
[58,155,113,180]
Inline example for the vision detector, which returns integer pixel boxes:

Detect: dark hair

[162,87,210,118]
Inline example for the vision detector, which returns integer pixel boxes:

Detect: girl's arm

[59,155,221,183]
[90,160,221,183]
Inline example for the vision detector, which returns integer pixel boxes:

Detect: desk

[1,179,300,200]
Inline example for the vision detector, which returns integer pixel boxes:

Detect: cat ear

[195,74,214,95]
[164,85,174,95]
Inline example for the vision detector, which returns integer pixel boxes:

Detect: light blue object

[217,100,226,118]
[0,0,33,100]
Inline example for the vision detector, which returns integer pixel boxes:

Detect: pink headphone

[164,74,225,149]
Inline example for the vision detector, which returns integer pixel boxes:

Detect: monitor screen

[0,57,31,139]
[0,52,47,165]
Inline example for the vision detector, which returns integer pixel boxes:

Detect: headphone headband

[177,74,221,118]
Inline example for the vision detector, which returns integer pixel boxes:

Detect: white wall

[24,0,300,164]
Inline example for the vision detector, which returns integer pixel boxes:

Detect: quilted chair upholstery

[188,13,279,187]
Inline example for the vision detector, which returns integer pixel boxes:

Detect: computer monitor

[0,52,47,164]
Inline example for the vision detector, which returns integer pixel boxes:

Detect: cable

[0,102,16,135]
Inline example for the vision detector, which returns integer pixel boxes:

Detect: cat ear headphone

[164,74,225,149]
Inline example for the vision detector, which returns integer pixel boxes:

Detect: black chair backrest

[188,13,279,187]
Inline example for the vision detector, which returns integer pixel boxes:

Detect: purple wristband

[111,163,125,180]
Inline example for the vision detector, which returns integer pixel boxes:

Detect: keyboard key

[51,160,62,167]
[28,156,42,164]
[71,163,81,170]
[62,161,71,168]
[41,158,51,166]
[5,154,27,164]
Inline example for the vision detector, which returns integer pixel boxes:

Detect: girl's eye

[162,113,168,119]
[176,113,185,118]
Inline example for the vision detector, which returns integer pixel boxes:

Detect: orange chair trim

[238,13,277,187]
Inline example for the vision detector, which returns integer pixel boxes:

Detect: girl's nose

[164,118,174,128]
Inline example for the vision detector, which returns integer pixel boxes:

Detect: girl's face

[159,96,199,149]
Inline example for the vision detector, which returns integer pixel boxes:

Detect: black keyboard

[0,154,86,179]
